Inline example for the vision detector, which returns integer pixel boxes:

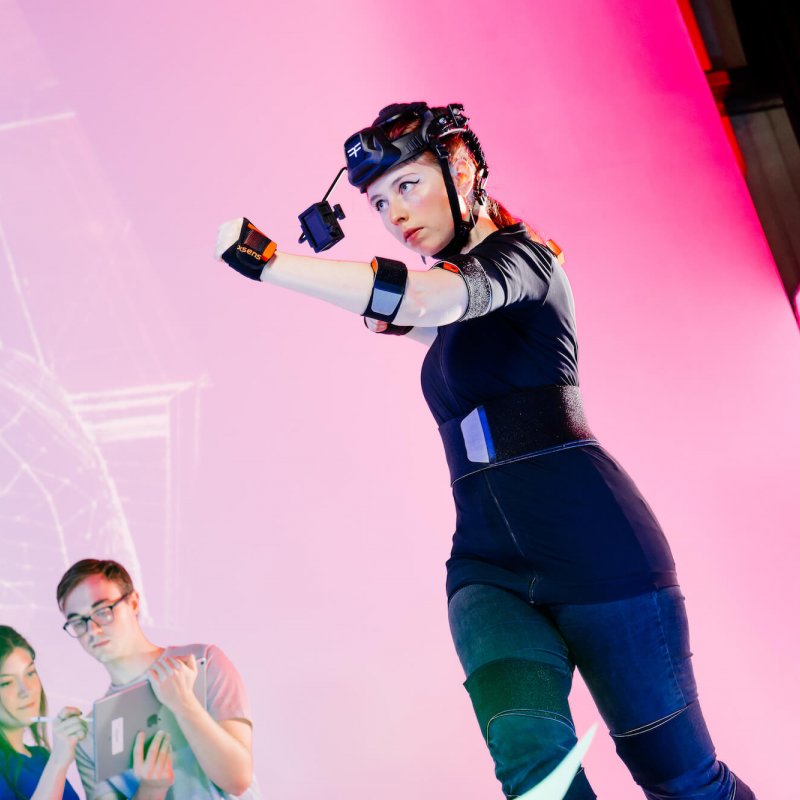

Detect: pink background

[2,0,799,797]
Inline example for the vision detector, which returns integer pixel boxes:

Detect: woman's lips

[404,227,423,243]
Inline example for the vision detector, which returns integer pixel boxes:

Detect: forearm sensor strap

[221,218,277,281]
[364,257,408,322]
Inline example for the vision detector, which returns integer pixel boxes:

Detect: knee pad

[464,658,595,800]
[612,700,746,797]
[465,657,573,739]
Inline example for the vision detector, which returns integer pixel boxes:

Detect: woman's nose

[389,197,408,225]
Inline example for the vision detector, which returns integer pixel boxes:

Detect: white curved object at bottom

[517,724,598,800]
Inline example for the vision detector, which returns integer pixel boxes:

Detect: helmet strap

[432,142,477,259]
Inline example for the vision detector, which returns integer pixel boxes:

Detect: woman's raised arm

[215,218,468,328]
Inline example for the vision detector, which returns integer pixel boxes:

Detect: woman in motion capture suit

[216,101,755,799]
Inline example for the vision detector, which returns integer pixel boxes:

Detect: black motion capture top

[343,102,489,259]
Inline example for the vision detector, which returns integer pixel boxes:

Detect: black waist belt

[438,385,597,484]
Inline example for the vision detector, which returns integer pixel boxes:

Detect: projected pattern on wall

[0,4,200,629]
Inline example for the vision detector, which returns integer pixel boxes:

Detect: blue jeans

[448,584,755,799]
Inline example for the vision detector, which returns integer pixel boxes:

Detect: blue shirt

[0,746,80,800]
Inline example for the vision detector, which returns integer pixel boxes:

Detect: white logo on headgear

[347,142,363,159]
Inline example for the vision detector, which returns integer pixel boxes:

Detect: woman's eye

[374,200,386,212]
[399,180,418,192]
[0,682,11,688]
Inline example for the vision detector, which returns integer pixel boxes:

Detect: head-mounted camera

[297,167,347,253]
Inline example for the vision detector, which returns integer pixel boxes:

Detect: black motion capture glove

[219,218,278,281]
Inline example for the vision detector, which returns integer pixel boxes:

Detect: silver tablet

[93,657,206,782]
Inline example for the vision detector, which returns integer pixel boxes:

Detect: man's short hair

[56,559,135,611]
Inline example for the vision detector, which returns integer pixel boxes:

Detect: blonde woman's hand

[49,707,87,767]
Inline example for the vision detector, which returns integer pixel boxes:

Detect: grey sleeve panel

[433,255,492,320]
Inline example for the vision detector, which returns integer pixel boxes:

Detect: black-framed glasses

[62,592,132,638]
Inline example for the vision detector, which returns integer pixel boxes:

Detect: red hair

[382,107,542,241]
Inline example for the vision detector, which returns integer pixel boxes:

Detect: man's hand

[49,707,87,768]
[132,730,173,800]
[147,654,201,717]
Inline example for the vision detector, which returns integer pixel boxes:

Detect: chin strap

[431,143,472,259]
[431,142,485,260]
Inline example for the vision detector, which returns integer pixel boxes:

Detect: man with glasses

[57,559,258,800]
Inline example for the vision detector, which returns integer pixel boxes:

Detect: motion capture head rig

[297,102,489,259]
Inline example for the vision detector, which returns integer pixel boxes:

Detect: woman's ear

[451,156,476,197]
